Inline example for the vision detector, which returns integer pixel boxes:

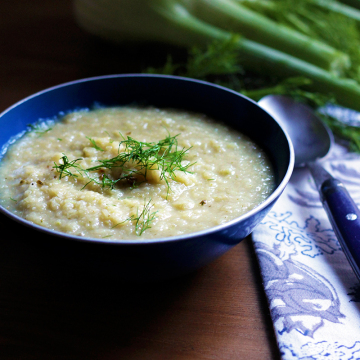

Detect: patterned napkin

[252,141,360,359]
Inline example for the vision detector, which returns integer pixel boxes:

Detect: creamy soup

[0,107,274,240]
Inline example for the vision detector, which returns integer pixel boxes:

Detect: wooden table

[0,1,280,358]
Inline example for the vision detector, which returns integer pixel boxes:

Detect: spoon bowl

[258,95,333,166]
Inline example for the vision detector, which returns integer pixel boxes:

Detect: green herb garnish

[27,123,52,136]
[86,136,105,151]
[132,198,158,236]
[53,154,86,179]
[111,198,158,236]
[85,133,195,192]
[53,133,194,193]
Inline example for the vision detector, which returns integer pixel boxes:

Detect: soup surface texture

[0,107,274,240]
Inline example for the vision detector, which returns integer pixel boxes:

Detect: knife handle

[320,177,360,280]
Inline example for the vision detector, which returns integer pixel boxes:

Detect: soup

[0,106,274,240]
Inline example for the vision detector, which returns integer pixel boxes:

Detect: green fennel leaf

[27,123,53,136]
[53,154,85,179]
[54,133,195,191]
[86,136,105,151]
[132,198,158,236]
[86,133,195,193]
[111,198,158,236]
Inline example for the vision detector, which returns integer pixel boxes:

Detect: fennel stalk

[74,0,360,111]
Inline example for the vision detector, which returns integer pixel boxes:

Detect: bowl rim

[0,73,295,245]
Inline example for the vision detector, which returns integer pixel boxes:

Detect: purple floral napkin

[252,143,360,359]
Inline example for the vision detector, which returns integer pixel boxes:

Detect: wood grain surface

[0,1,281,359]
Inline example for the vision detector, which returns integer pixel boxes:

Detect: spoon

[258,94,360,281]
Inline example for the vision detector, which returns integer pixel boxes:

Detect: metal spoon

[258,94,360,280]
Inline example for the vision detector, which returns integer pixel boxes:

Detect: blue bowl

[0,74,294,281]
